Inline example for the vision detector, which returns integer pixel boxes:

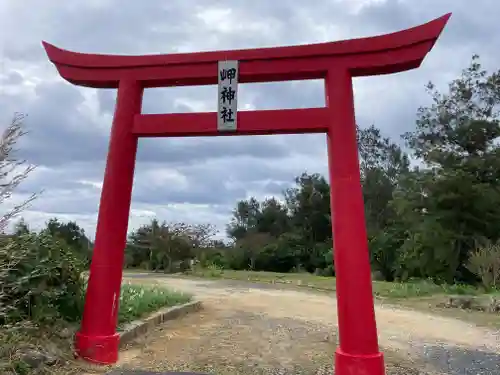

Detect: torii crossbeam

[43,13,450,375]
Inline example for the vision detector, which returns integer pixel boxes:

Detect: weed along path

[115,274,500,375]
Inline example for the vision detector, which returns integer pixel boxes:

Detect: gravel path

[109,275,500,375]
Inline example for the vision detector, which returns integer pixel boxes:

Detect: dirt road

[112,274,500,375]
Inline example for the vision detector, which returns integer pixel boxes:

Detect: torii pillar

[43,13,450,375]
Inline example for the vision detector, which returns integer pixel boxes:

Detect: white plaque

[217,60,238,131]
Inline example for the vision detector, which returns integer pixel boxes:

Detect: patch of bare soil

[84,276,500,375]
[119,305,335,374]
[111,305,421,375]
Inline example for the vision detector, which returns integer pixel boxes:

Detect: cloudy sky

[0,0,497,240]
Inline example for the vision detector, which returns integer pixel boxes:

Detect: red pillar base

[75,331,120,365]
[335,348,385,375]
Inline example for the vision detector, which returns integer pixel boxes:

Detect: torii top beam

[43,13,451,89]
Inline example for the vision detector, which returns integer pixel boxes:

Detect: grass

[118,282,191,326]
[81,273,193,325]
[0,282,191,374]
[188,268,479,298]
[186,268,500,328]
[372,279,478,298]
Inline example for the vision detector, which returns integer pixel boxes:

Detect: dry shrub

[467,240,500,290]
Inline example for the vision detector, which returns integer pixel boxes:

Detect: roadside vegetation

[118,283,191,327]
[0,114,190,375]
[186,268,478,298]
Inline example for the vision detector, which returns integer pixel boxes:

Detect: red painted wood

[43,12,451,374]
[75,79,142,364]
[42,14,450,88]
[133,108,329,137]
[325,70,385,374]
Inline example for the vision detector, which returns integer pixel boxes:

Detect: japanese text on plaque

[217,60,239,131]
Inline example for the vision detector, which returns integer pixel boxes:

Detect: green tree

[357,125,410,280]
[399,55,500,282]
[45,218,93,265]
[256,198,290,237]
[226,197,261,240]
[13,218,30,235]
[285,173,331,245]
[126,219,193,272]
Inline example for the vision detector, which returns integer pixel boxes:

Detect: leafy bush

[206,263,224,277]
[373,278,478,298]
[0,230,86,324]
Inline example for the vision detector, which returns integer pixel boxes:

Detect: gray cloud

[0,0,497,238]
[8,82,296,168]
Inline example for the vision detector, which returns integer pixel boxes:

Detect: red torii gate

[43,13,450,375]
